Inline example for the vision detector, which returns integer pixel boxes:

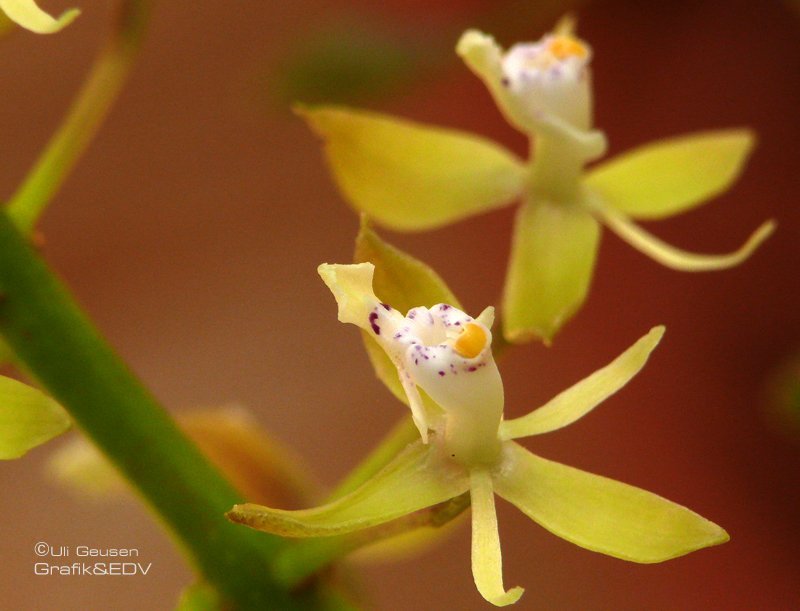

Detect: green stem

[6,0,150,232]
[0,211,332,608]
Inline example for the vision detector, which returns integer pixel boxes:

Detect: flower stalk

[0,210,338,609]
[6,0,151,233]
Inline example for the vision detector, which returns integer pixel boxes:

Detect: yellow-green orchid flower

[228,263,728,607]
[0,0,79,34]
[298,23,774,343]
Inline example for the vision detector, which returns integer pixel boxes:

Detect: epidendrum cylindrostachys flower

[297,19,775,343]
[0,0,79,33]
[228,263,729,607]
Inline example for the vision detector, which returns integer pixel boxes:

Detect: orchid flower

[228,263,728,607]
[297,20,774,343]
[0,0,79,34]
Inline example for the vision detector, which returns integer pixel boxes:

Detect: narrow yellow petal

[470,469,524,606]
[494,442,729,563]
[503,201,601,343]
[298,105,526,230]
[585,130,756,219]
[500,326,664,440]
[0,0,79,34]
[599,206,776,271]
[227,441,468,537]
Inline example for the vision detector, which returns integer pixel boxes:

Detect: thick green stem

[0,212,331,608]
[6,0,150,232]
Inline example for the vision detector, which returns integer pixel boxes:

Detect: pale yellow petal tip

[292,103,322,127]
[456,29,501,72]
[318,262,378,327]
[504,323,555,347]
[475,305,495,329]
[226,503,278,533]
[292,104,351,140]
[648,325,666,344]
[553,13,578,36]
[484,586,525,607]
[733,127,757,151]
[715,525,731,546]
[455,29,491,55]
[317,262,375,292]
[0,1,80,34]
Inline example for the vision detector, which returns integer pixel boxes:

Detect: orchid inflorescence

[226,18,755,607]
[0,8,760,609]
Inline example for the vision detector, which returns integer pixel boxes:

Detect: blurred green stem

[0,213,347,608]
[6,0,150,232]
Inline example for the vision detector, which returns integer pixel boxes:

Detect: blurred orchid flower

[0,0,79,34]
[228,263,728,607]
[298,20,774,343]
[0,374,70,459]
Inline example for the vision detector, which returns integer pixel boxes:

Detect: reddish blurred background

[1,0,798,609]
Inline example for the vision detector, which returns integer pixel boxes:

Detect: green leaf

[227,441,468,537]
[494,442,729,563]
[0,0,79,34]
[298,105,526,230]
[354,219,461,405]
[0,375,70,459]
[500,327,664,440]
[470,470,524,607]
[502,200,600,344]
[585,130,755,219]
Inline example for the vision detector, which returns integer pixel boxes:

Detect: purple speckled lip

[366,302,492,382]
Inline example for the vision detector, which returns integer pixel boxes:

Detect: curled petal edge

[597,206,776,272]
[0,0,79,34]
[470,469,524,606]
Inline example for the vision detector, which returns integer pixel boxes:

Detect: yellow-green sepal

[0,375,70,459]
[494,442,729,563]
[585,130,755,219]
[0,0,79,34]
[298,105,526,230]
[501,326,664,440]
[502,200,600,344]
[470,469,524,606]
[354,217,460,405]
[227,440,468,537]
